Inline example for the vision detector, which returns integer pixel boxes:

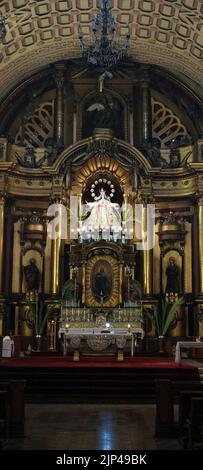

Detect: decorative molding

[152,98,191,148]
[0,1,203,100]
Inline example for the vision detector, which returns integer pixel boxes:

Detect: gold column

[119,263,123,304]
[0,196,5,293]
[198,199,203,294]
[54,62,66,146]
[0,197,5,335]
[82,264,86,305]
[50,203,62,295]
[142,205,153,296]
[51,238,61,295]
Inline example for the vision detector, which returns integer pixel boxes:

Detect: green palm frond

[39,304,57,336]
[22,298,56,336]
[162,296,184,336]
[144,296,184,336]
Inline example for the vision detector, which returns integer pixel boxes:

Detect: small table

[175,341,203,365]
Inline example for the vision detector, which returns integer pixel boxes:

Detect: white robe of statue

[2,336,15,358]
[81,189,121,232]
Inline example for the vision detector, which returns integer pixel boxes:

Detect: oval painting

[91,260,113,302]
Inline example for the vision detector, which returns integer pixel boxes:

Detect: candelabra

[78,0,130,70]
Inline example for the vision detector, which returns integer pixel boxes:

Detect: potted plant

[144,296,184,352]
[22,296,56,351]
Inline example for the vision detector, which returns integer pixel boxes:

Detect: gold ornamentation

[0,0,203,103]
[15,100,54,148]
[152,98,190,148]
[85,254,119,308]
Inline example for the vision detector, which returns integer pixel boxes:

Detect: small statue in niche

[62,270,81,305]
[0,143,4,160]
[23,258,40,292]
[15,146,45,168]
[169,148,181,168]
[124,277,142,304]
[165,257,181,294]
[83,95,124,139]
[62,279,75,303]
[44,138,63,165]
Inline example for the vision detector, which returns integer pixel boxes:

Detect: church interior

[1,0,203,454]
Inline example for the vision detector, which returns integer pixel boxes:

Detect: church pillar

[141,76,152,146]
[0,196,5,335]
[133,67,152,148]
[0,196,5,293]
[54,62,66,146]
[50,237,61,296]
[50,201,63,296]
[142,205,153,296]
[198,197,203,295]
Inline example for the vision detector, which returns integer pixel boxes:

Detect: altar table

[59,327,144,361]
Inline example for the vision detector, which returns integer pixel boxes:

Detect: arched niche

[54,135,151,181]
[77,89,128,142]
[70,154,130,198]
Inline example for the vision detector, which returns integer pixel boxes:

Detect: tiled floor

[3,404,181,450]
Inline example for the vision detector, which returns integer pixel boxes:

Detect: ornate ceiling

[0,0,203,100]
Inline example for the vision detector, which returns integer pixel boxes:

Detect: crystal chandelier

[0,11,6,41]
[78,0,130,70]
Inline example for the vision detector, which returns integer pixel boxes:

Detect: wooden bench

[0,380,26,437]
[187,397,203,449]
[178,390,203,448]
[0,390,10,444]
[155,379,175,437]
[155,379,203,438]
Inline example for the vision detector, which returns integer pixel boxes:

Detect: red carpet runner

[0,356,196,368]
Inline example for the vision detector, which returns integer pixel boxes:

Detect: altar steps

[0,360,200,404]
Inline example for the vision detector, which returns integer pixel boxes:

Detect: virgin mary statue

[81,188,121,232]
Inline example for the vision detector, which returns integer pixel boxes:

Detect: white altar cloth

[59,328,144,357]
[175,341,203,364]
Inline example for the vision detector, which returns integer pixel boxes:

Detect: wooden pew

[0,380,26,437]
[187,397,203,449]
[155,379,175,437]
[155,380,203,438]
[0,390,10,444]
[178,390,203,448]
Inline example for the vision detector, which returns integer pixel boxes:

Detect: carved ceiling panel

[0,0,203,100]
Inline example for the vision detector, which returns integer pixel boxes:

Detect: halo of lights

[90,178,115,199]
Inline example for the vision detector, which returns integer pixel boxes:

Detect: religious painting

[85,254,120,307]
[91,260,112,302]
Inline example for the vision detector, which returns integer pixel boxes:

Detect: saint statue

[23,258,40,292]
[124,278,142,303]
[169,149,180,168]
[165,257,180,294]
[62,279,75,303]
[82,188,121,233]
[62,273,81,306]
[83,95,124,138]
